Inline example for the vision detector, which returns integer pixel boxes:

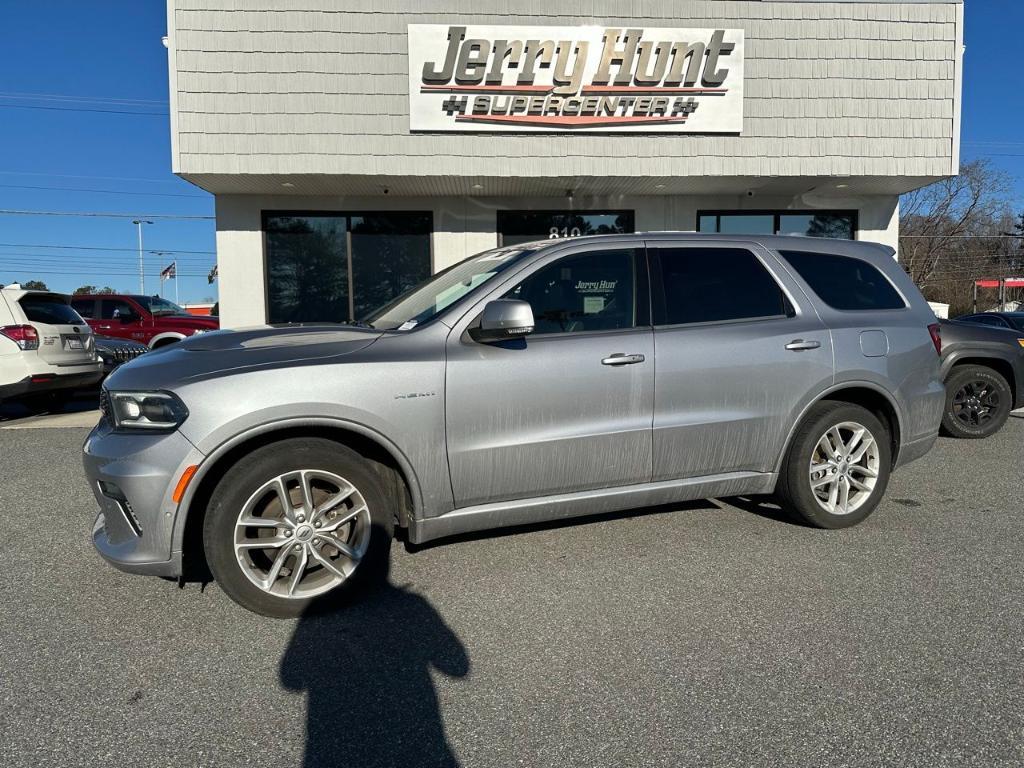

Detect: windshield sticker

[583,296,606,314]
[575,279,617,294]
[398,320,419,331]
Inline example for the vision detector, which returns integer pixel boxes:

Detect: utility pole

[132,219,153,294]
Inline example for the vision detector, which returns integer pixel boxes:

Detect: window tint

[19,296,86,325]
[504,249,638,334]
[963,315,1009,328]
[780,250,906,311]
[653,247,791,326]
[70,299,95,319]
[100,299,139,320]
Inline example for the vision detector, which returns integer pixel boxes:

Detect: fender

[170,415,425,557]
[940,345,1019,381]
[772,380,904,475]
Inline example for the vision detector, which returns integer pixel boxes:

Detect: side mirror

[470,299,535,343]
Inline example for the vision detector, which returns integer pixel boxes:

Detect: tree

[72,285,118,295]
[899,160,1017,314]
[22,280,48,290]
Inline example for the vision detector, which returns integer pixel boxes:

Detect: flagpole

[175,261,179,305]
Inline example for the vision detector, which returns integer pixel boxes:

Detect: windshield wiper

[341,320,375,329]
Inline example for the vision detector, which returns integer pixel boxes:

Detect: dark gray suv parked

[83,234,944,616]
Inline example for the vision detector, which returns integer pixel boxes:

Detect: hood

[104,324,383,390]
[158,314,220,329]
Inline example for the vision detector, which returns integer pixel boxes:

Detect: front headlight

[108,391,189,431]
[190,329,207,335]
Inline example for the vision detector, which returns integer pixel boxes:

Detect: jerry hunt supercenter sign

[408,25,744,133]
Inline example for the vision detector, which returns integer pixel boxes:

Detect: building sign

[408,25,743,133]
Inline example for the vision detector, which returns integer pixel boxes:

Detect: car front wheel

[776,402,892,529]
[203,438,393,617]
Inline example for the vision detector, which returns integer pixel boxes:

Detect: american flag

[159,262,176,280]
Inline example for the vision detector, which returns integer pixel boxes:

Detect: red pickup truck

[70,294,219,349]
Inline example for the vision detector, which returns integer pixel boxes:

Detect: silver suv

[83,234,944,617]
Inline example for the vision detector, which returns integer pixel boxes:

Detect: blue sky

[0,2,1021,302]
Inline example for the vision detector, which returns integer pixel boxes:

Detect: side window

[71,299,95,319]
[100,299,137,320]
[652,247,791,326]
[971,315,1009,328]
[503,248,638,335]
[780,250,906,311]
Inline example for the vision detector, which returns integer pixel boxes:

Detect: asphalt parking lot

[2,407,1022,768]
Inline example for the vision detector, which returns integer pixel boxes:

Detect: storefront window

[698,211,856,240]
[498,210,635,247]
[265,212,432,324]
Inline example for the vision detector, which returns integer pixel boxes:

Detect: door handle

[785,339,821,351]
[602,353,645,366]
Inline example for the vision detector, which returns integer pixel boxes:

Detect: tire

[203,438,394,618]
[776,401,892,529]
[940,365,1012,439]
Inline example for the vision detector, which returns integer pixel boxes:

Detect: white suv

[0,284,102,406]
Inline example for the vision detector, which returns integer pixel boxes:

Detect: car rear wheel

[203,438,393,618]
[776,402,892,529]
[940,365,1012,439]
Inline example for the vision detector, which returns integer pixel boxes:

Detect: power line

[0,183,208,199]
[0,104,166,116]
[0,272,210,280]
[0,170,187,185]
[0,256,213,268]
[0,91,167,106]
[0,242,215,255]
[0,209,213,220]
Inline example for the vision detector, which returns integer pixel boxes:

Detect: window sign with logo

[408,25,743,133]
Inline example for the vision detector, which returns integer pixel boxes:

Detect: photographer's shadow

[280,580,469,768]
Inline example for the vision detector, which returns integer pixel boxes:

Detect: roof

[518,232,895,259]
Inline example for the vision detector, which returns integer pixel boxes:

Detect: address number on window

[549,227,583,239]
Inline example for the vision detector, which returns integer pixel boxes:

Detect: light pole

[132,219,153,294]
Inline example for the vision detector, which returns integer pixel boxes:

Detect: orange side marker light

[172,465,199,504]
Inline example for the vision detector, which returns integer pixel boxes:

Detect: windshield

[363,246,534,331]
[136,296,189,316]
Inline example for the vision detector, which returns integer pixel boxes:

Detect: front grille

[99,389,110,421]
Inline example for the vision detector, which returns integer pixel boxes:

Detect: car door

[95,298,147,342]
[444,242,654,508]
[647,240,834,480]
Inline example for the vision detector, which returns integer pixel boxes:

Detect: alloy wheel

[233,469,371,599]
[808,421,881,516]
[952,380,1000,427]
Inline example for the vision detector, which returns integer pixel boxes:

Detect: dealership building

[165,0,963,328]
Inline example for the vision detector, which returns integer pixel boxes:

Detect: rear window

[19,295,87,325]
[779,250,906,311]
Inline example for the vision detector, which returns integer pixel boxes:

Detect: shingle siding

[168,0,960,179]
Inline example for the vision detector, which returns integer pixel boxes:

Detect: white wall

[215,192,901,328]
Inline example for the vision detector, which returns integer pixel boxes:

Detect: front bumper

[83,420,204,577]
